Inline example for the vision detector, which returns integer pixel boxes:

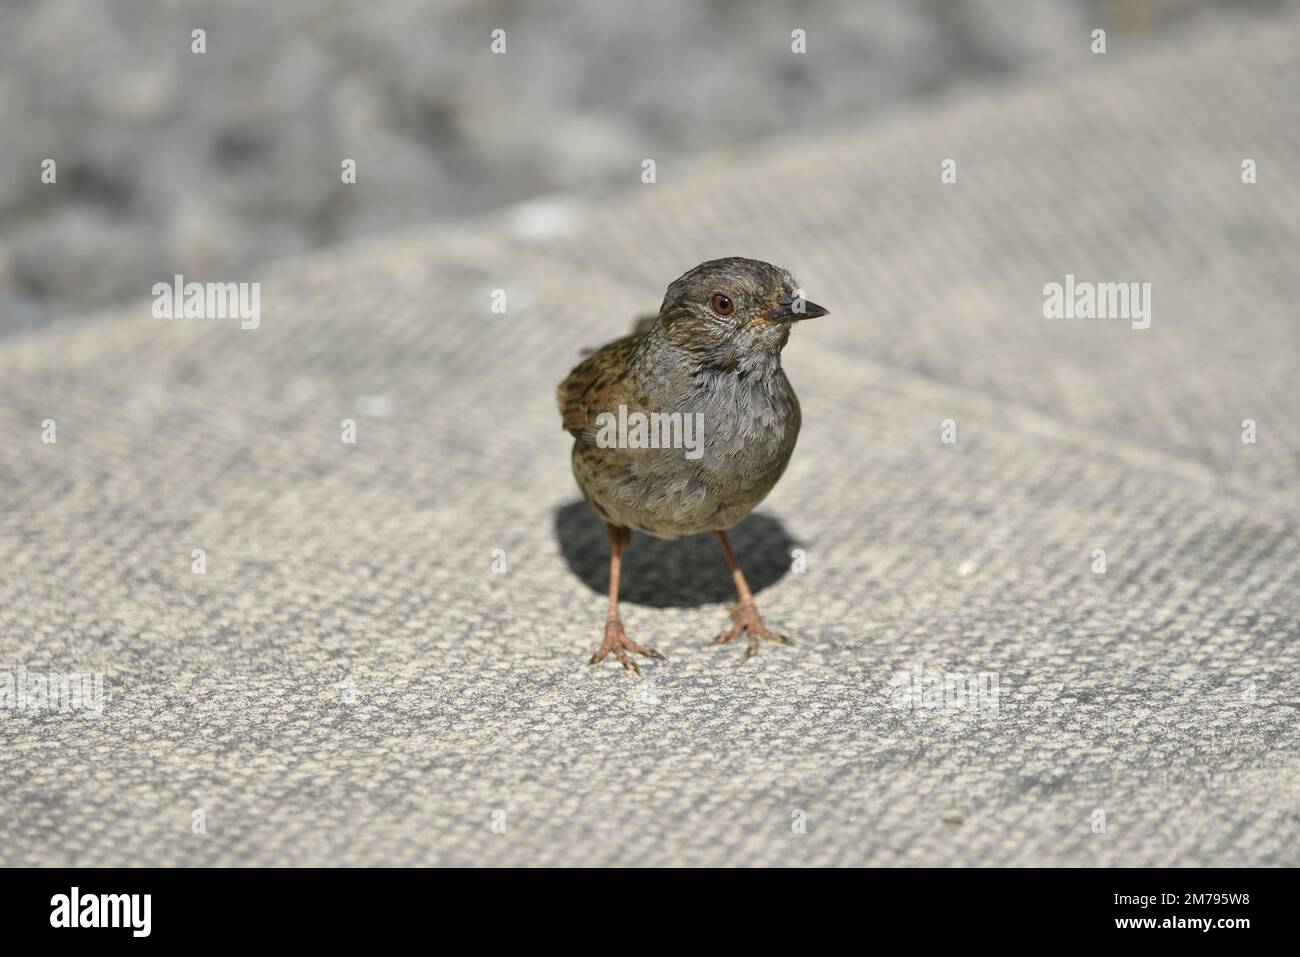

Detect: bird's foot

[712,600,788,659]
[588,617,663,674]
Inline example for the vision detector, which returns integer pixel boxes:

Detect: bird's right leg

[711,529,788,658]
[588,524,663,673]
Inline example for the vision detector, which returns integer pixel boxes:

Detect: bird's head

[655,257,828,369]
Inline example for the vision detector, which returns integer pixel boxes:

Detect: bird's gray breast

[613,364,798,536]
[692,366,800,502]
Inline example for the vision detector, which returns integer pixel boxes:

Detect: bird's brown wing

[556,332,643,437]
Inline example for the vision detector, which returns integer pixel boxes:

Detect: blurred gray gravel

[0,0,1269,331]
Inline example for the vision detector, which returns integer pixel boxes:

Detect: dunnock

[557,257,827,671]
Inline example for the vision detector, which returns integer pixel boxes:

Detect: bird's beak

[768,295,829,323]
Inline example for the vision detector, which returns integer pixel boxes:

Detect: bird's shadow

[554,500,796,607]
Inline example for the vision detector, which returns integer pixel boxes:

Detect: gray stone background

[0,0,1263,332]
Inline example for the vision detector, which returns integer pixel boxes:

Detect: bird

[556,257,828,671]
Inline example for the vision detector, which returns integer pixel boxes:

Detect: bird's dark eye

[710,293,734,316]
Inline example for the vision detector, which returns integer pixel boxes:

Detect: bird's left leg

[588,524,664,673]
[711,529,788,658]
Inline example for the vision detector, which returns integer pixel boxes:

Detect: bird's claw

[712,600,788,658]
[589,618,664,674]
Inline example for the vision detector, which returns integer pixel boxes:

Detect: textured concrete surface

[1,7,1299,866]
